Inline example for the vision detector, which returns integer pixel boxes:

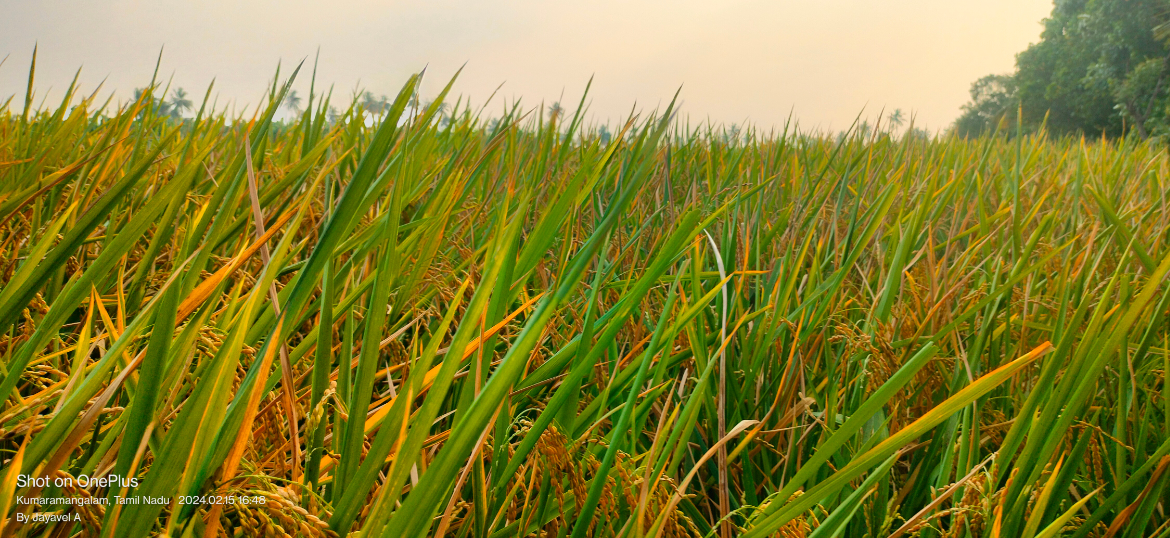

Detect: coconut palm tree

[360,91,380,118]
[887,108,905,131]
[857,120,873,139]
[284,90,303,116]
[548,101,564,123]
[725,123,741,143]
[169,88,193,118]
[133,88,174,119]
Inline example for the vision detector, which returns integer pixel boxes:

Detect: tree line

[955,0,1170,140]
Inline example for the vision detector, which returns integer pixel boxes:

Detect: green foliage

[952,74,1018,137]
[956,0,1170,139]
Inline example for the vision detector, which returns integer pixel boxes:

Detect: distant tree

[132,87,174,119]
[598,124,612,144]
[1113,55,1170,139]
[547,102,564,123]
[957,0,1170,139]
[284,90,302,116]
[887,108,905,131]
[905,126,932,140]
[952,75,1018,137]
[725,123,742,143]
[360,91,386,118]
[132,88,152,106]
[169,88,193,118]
[856,120,872,140]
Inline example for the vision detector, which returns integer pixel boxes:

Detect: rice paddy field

[2,65,1170,538]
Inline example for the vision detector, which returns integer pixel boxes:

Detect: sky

[0,0,1053,133]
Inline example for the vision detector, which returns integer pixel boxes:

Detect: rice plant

[2,58,1169,537]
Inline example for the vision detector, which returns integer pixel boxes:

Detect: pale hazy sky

[1,0,1052,132]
